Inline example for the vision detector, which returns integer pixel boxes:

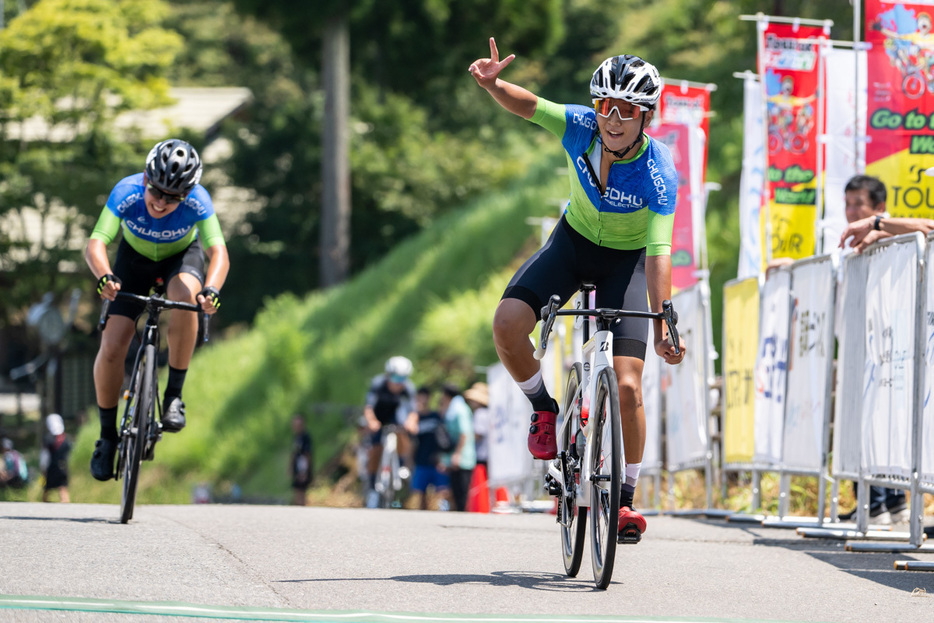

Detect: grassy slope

[64,153,567,505]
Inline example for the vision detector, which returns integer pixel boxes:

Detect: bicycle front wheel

[589,367,621,589]
[559,363,587,577]
[120,343,155,524]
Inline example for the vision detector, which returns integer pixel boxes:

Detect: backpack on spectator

[5,450,29,488]
[435,423,455,453]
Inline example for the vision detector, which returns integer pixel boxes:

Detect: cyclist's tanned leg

[492,298,539,382]
[166,273,201,369]
[94,316,137,409]
[614,355,646,464]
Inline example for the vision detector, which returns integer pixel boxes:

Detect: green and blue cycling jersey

[90,172,226,261]
[529,97,677,255]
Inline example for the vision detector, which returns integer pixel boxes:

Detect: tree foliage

[0,0,183,330]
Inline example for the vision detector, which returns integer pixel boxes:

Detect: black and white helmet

[385,356,413,379]
[145,139,203,195]
[590,55,661,109]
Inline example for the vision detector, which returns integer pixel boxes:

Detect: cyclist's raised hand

[469,37,515,90]
[655,335,685,365]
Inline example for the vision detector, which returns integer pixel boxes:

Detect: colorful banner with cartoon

[865,1,934,218]
[647,122,696,289]
[758,21,827,262]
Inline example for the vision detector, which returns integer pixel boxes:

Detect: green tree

[0,0,183,329]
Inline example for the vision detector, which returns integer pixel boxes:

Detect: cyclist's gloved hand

[96,273,122,300]
[198,285,221,314]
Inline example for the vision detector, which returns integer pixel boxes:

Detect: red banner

[759,21,827,261]
[658,82,712,176]
[865,0,934,217]
[647,123,696,290]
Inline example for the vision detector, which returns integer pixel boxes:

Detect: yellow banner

[722,277,760,464]
[763,202,816,268]
[866,151,934,219]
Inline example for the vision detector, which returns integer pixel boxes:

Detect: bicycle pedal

[617,524,643,544]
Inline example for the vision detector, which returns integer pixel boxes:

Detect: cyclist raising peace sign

[470,37,685,543]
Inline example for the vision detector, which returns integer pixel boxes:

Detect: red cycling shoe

[528,410,557,460]
[618,506,646,544]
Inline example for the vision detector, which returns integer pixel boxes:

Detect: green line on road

[0,594,829,623]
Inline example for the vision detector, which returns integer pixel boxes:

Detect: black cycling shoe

[90,438,117,481]
[161,397,186,432]
[162,397,185,433]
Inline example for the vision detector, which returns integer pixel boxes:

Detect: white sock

[516,371,544,394]
[625,462,642,487]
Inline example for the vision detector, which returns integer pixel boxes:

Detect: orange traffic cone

[467,463,491,513]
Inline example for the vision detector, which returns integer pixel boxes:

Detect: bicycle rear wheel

[559,363,587,577]
[589,367,621,589]
[120,344,155,524]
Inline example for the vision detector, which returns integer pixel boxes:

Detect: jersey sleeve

[644,143,680,256]
[364,376,382,408]
[196,214,226,248]
[528,97,567,138]
[646,211,675,256]
[89,208,122,244]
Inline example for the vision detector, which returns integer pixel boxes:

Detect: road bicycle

[98,284,209,523]
[534,284,680,589]
[373,424,406,509]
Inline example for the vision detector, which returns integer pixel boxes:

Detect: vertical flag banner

[865,1,934,217]
[759,21,828,262]
[739,75,765,279]
[658,82,713,177]
[821,47,867,251]
[647,123,696,289]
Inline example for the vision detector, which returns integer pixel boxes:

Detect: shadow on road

[1,515,115,525]
[275,570,600,592]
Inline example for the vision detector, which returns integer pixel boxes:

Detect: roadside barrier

[663,281,717,513]
[721,276,761,506]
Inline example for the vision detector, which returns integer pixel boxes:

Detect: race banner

[758,20,829,262]
[658,81,713,176]
[865,1,934,218]
[647,123,697,290]
[821,47,867,253]
[739,74,765,279]
[722,277,760,465]
[753,268,792,468]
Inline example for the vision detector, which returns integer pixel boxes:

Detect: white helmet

[590,54,661,109]
[385,356,413,380]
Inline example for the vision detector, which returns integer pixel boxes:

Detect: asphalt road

[2,502,934,622]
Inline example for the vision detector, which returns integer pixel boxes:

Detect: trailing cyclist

[469,38,686,542]
[362,356,419,508]
[86,139,230,482]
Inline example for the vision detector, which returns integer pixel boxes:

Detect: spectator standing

[410,387,451,511]
[40,414,71,503]
[464,382,491,513]
[464,382,490,470]
[290,414,313,506]
[831,175,907,524]
[439,383,476,512]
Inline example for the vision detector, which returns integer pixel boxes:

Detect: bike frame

[546,290,615,512]
[536,286,680,518]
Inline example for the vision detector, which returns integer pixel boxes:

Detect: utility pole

[320,13,350,287]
